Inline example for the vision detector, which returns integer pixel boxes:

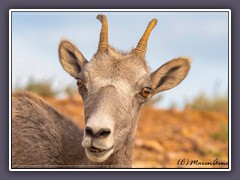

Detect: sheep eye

[76,78,83,88]
[140,87,152,98]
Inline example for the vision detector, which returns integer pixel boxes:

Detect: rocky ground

[44,95,229,169]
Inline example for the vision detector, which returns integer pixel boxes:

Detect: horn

[97,14,109,52]
[134,18,158,57]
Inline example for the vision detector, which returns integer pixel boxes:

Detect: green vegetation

[22,79,57,97]
[65,85,78,99]
[185,93,228,113]
[211,122,228,142]
[14,78,79,98]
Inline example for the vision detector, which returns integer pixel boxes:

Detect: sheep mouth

[87,146,113,155]
[85,145,114,162]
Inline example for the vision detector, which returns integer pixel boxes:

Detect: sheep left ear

[59,40,88,78]
[150,57,191,96]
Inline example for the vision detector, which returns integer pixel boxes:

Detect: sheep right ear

[58,40,88,78]
[150,57,191,95]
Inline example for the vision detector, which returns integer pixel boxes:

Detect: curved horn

[97,14,109,52]
[134,18,158,57]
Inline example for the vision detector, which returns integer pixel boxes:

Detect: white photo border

[9,9,231,171]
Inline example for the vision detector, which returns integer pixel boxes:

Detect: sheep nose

[85,127,111,138]
[98,128,111,137]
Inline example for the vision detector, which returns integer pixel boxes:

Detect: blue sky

[11,11,229,109]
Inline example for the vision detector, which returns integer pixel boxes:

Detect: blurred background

[12,11,229,168]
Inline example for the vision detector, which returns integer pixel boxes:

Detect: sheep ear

[58,40,88,78]
[150,57,191,96]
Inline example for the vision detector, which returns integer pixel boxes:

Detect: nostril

[85,127,111,138]
[85,127,93,137]
[98,128,111,137]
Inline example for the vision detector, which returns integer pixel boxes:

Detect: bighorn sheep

[12,14,191,168]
